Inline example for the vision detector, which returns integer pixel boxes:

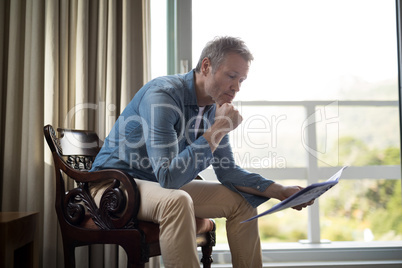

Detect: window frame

[167,0,192,74]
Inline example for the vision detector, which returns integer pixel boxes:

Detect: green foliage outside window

[320,137,401,242]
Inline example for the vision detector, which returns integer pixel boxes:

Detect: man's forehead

[219,53,250,71]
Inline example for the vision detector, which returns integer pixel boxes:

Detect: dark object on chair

[43,124,216,268]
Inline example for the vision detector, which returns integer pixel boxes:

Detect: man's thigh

[134,179,188,223]
[180,180,247,219]
[134,179,250,222]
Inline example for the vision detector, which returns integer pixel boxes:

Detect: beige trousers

[135,179,262,268]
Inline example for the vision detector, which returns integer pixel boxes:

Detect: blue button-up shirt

[91,70,274,208]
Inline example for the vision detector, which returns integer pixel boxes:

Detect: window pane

[191,0,400,244]
[320,179,402,241]
[192,0,398,101]
[316,105,400,167]
[230,104,307,168]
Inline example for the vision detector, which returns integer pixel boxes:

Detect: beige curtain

[0,0,153,267]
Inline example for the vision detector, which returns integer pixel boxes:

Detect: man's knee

[239,198,257,215]
[164,190,194,215]
[229,193,258,221]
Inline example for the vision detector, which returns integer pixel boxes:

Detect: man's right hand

[203,103,243,152]
[214,103,243,132]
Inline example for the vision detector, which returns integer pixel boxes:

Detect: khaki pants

[135,179,262,268]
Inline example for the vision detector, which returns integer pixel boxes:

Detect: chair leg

[125,247,146,268]
[200,245,213,268]
[63,242,76,268]
[127,262,145,268]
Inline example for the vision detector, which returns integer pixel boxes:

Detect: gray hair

[194,36,254,73]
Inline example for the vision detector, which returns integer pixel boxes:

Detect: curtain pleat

[105,0,118,136]
[75,0,89,130]
[1,0,149,267]
[44,0,62,266]
[122,0,146,108]
[2,0,25,211]
[0,0,7,210]
[59,0,68,127]
[88,0,98,132]
[95,0,107,139]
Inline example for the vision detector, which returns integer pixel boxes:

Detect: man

[91,36,312,267]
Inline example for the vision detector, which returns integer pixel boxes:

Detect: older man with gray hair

[91,36,311,267]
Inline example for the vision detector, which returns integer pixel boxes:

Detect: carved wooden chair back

[43,124,215,268]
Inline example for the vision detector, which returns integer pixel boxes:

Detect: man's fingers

[292,199,315,211]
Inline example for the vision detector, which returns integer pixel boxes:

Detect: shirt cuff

[222,179,275,208]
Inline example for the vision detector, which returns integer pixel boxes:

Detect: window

[153,0,402,265]
[189,0,402,246]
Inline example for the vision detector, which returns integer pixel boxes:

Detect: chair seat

[80,215,215,257]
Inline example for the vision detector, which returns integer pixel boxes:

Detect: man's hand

[279,185,315,211]
[214,103,243,132]
[264,183,315,211]
[203,103,243,152]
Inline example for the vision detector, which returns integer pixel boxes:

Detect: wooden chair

[43,124,216,268]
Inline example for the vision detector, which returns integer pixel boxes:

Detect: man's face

[204,53,249,105]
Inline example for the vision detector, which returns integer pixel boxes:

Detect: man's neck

[194,71,213,107]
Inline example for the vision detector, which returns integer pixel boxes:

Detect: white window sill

[202,241,402,267]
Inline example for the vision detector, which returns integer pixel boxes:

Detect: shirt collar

[183,69,198,106]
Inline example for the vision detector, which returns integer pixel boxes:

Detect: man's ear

[201,57,211,75]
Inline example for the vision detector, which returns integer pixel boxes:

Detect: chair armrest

[55,155,140,229]
[44,124,140,230]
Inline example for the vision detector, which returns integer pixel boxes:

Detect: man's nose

[232,81,240,92]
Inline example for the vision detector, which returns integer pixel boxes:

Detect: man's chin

[222,100,233,105]
[216,98,233,106]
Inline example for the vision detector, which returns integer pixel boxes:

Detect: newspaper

[242,166,347,223]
